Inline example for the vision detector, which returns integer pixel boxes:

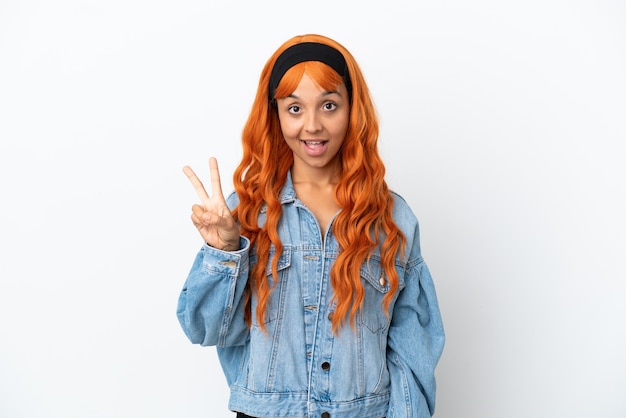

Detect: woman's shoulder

[389,190,420,229]
[388,190,425,263]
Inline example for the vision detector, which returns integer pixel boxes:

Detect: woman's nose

[304,111,322,133]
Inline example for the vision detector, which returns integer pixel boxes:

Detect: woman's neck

[290,159,341,187]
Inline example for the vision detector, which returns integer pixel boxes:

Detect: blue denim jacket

[177,173,445,418]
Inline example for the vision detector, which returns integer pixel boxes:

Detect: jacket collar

[279,170,297,204]
[260,170,297,214]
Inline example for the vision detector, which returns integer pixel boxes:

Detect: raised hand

[183,157,240,251]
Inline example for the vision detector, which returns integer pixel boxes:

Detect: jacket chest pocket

[358,257,405,333]
[250,248,292,326]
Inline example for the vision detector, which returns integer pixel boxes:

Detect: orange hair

[232,34,406,333]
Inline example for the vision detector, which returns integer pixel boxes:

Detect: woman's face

[276,73,350,175]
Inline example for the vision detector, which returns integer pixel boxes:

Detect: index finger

[182,165,210,206]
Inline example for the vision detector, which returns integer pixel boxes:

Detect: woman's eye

[288,105,301,114]
[323,102,337,111]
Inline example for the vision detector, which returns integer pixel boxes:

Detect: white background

[1,1,625,417]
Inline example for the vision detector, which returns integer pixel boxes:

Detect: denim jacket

[177,173,445,418]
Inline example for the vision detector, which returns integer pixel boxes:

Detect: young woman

[177,34,445,418]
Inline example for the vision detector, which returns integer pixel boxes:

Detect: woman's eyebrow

[322,90,342,97]
[286,90,342,99]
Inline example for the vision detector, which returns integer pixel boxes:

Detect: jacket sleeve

[176,236,251,347]
[386,244,445,417]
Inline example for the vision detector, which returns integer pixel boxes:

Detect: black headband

[268,42,352,100]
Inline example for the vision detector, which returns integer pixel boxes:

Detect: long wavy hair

[232,34,406,333]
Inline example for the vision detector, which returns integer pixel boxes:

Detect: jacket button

[321,413,330,418]
[321,361,330,371]
[327,312,334,321]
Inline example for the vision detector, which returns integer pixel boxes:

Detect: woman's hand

[183,157,240,251]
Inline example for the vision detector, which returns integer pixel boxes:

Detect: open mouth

[300,139,329,156]
[300,139,328,147]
